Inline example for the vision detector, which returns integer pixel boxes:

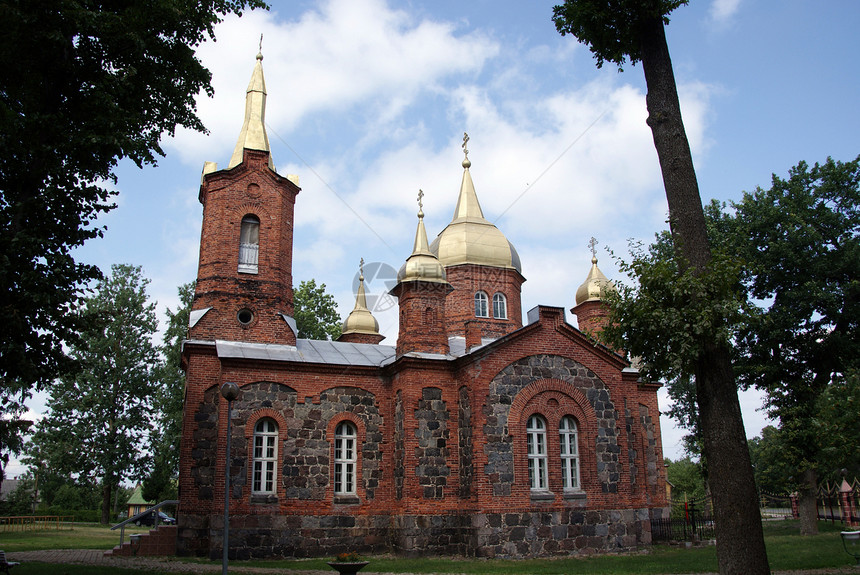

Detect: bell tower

[188,49,300,346]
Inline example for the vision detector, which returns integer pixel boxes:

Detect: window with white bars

[559,416,580,491]
[334,421,357,495]
[474,291,489,317]
[527,415,548,491]
[238,215,260,273]
[252,418,278,494]
[493,292,507,319]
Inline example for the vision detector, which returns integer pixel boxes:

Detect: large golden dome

[429,156,521,273]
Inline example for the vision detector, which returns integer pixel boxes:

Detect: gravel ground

[7,549,860,575]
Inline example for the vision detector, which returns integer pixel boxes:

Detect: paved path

[6,550,328,574]
[7,549,859,574]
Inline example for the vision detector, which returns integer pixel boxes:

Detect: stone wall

[180,507,656,559]
[414,387,450,499]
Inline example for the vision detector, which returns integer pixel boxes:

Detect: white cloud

[709,0,742,24]
[165,0,499,166]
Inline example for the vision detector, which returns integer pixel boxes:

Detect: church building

[177,51,668,560]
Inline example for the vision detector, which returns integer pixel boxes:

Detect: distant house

[0,478,40,513]
[126,485,153,518]
[0,479,20,502]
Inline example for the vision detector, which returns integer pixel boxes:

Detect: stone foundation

[179,507,660,559]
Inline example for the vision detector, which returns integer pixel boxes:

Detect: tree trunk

[638,15,770,575]
[797,467,819,535]
[101,481,111,525]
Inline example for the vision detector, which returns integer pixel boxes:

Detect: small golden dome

[342,260,381,335]
[397,191,448,284]
[575,255,616,305]
[429,139,521,273]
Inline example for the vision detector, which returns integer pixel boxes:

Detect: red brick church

[177,51,668,560]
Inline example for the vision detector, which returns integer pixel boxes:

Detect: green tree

[815,371,860,484]
[36,264,160,524]
[0,0,267,459]
[666,456,707,502]
[552,2,770,572]
[293,279,343,340]
[143,281,194,503]
[731,156,860,534]
[747,426,794,495]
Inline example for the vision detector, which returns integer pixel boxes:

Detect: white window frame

[559,416,580,491]
[527,415,548,491]
[474,291,489,318]
[334,421,357,495]
[252,418,278,494]
[492,292,507,319]
[238,215,260,274]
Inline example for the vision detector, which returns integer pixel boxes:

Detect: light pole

[220,382,240,575]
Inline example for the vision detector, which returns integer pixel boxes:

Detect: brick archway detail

[508,378,595,435]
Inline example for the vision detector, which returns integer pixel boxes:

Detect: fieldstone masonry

[415,387,450,499]
[484,354,621,497]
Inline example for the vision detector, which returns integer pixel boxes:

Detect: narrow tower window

[252,418,278,494]
[560,416,580,490]
[493,292,507,319]
[474,291,489,318]
[334,421,358,495]
[238,214,260,273]
[527,415,548,491]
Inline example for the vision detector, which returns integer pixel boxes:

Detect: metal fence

[653,480,859,543]
[818,479,859,524]
[0,515,75,532]
[652,497,715,542]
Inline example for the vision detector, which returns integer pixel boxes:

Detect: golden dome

[397,191,448,284]
[342,260,381,335]
[575,255,616,305]
[429,146,522,273]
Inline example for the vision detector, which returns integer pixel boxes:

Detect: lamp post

[220,382,240,575]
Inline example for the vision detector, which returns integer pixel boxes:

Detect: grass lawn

[2,519,857,574]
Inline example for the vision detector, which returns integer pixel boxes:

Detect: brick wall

[443,264,524,339]
[191,148,299,346]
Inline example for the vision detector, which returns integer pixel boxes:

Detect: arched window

[238,214,260,273]
[334,421,357,495]
[493,292,507,319]
[474,291,489,318]
[252,418,278,494]
[559,416,580,491]
[527,415,548,491]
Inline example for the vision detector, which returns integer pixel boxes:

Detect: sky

[7,0,860,477]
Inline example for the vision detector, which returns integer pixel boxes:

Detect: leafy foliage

[733,156,860,418]
[814,370,860,483]
[143,281,194,503]
[293,279,343,340]
[552,0,688,70]
[0,0,267,428]
[747,426,794,494]
[35,264,159,523]
[666,456,707,501]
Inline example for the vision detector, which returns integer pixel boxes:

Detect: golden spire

[398,190,448,283]
[430,133,522,272]
[575,237,616,305]
[228,37,273,170]
[451,132,484,221]
[342,258,381,335]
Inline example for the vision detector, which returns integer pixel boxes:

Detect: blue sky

[9,0,860,476]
